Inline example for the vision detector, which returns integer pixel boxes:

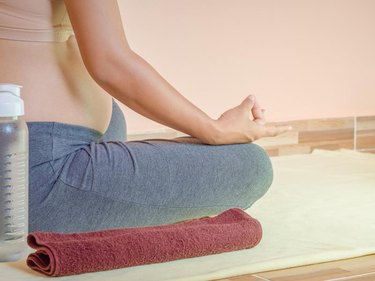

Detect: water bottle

[0,84,28,262]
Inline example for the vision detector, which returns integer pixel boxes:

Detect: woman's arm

[64,0,290,145]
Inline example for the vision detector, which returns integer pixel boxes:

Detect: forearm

[96,50,217,143]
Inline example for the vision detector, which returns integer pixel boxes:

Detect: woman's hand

[207,95,292,145]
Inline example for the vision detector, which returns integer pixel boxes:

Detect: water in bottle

[0,84,28,262]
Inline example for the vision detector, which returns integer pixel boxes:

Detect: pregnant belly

[0,36,113,134]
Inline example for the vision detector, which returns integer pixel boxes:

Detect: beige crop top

[0,0,74,42]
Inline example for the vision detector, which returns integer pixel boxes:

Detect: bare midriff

[0,35,113,134]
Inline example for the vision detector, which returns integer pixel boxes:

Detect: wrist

[198,118,222,145]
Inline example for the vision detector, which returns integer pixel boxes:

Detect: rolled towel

[26,208,262,277]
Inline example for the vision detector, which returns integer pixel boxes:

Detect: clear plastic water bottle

[0,84,28,262]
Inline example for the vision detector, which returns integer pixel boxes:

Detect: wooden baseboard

[126,116,375,157]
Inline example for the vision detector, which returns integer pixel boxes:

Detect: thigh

[32,139,273,232]
[58,138,272,209]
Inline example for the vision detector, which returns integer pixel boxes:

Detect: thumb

[241,95,255,110]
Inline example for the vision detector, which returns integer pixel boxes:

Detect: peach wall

[117,0,375,133]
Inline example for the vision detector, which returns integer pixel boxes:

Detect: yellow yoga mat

[2,149,375,281]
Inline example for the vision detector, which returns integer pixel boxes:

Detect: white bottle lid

[0,84,24,117]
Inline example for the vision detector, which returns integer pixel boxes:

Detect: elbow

[87,62,108,86]
[88,58,114,86]
[85,48,135,92]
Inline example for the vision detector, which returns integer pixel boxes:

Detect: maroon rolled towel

[26,208,262,277]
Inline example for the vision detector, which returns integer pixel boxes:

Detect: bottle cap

[0,84,24,117]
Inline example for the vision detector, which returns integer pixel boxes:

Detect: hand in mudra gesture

[210,95,292,145]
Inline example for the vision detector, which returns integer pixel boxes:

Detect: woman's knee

[236,143,273,208]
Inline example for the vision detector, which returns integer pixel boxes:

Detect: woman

[0,0,290,233]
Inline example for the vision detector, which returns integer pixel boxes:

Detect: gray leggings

[27,99,273,233]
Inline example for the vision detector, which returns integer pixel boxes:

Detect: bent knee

[237,143,273,208]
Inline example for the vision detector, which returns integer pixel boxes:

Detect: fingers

[242,95,292,139]
[241,95,255,112]
[254,110,266,125]
[252,96,264,117]
[250,95,266,124]
[241,94,266,123]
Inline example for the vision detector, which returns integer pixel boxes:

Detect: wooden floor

[215,254,375,281]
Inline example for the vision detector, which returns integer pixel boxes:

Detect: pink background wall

[117,0,375,133]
